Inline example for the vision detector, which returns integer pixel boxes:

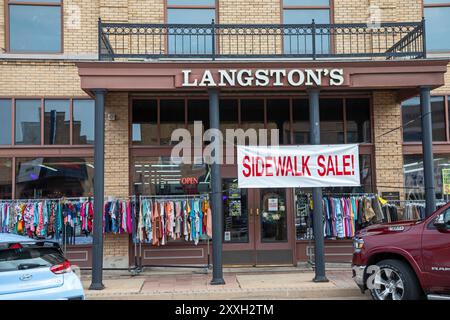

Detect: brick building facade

[1,0,449,268]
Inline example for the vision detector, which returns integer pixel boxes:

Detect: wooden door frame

[252,188,295,251]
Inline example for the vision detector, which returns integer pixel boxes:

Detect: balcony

[98,19,426,61]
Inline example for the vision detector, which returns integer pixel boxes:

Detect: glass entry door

[252,188,294,265]
[222,176,294,266]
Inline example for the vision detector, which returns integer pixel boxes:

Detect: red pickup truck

[352,203,450,300]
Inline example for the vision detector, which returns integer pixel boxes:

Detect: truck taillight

[50,260,72,274]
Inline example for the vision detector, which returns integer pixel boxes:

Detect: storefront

[72,59,448,269]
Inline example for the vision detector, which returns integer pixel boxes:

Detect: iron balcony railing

[98,18,426,61]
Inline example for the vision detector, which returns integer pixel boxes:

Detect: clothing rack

[133,194,211,274]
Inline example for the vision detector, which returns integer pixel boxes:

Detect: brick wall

[373,90,405,198]
[103,92,130,266]
[0,60,86,96]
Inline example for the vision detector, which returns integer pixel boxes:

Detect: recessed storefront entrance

[222,175,294,266]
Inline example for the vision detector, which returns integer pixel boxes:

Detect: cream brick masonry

[373,91,405,198]
[0,60,86,96]
[103,92,130,268]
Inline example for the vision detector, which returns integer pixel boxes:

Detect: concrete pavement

[81,268,370,300]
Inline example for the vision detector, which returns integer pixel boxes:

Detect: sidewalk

[81,268,369,300]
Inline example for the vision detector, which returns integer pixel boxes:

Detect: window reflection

[15,157,94,199]
[15,100,41,145]
[402,96,446,142]
[424,6,450,52]
[260,189,288,242]
[160,100,186,146]
[320,99,344,144]
[283,9,330,54]
[132,99,158,145]
[132,157,210,196]
[0,159,12,199]
[346,98,371,143]
[0,100,12,145]
[223,178,249,243]
[404,154,450,200]
[9,3,62,53]
[73,100,95,145]
[44,100,70,145]
[167,9,215,55]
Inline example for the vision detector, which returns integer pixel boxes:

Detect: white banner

[237,145,360,188]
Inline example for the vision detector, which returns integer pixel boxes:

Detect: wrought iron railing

[98,18,426,61]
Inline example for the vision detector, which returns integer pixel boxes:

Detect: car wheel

[369,259,422,300]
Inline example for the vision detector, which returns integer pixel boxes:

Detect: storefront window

[8,0,62,53]
[402,96,446,142]
[424,1,450,52]
[266,99,291,145]
[320,99,344,144]
[346,98,371,143]
[133,156,210,196]
[73,100,95,145]
[132,99,158,145]
[167,1,215,55]
[0,100,12,145]
[15,99,41,145]
[188,100,210,139]
[160,100,186,146]
[404,154,450,200]
[240,99,265,143]
[223,178,249,243]
[219,99,239,134]
[15,157,94,199]
[292,99,309,144]
[44,100,70,145]
[0,159,12,199]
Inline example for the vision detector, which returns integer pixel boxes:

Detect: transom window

[131,97,371,146]
[423,0,450,52]
[7,0,63,53]
[402,95,448,142]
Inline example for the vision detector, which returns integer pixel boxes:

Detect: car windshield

[0,246,65,273]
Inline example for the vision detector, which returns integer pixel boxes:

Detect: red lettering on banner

[243,156,251,177]
[327,156,336,176]
[351,155,355,175]
[335,155,344,176]
[255,157,264,176]
[317,155,326,176]
[274,157,286,176]
[302,156,311,176]
[266,156,273,176]
[294,157,302,176]
[286,157,294,176]
[343,155,351,175]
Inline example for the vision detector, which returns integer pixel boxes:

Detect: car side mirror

[434,213,450,231]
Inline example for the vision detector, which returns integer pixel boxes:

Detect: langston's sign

[237,144,360,189]
[181,68,345,88]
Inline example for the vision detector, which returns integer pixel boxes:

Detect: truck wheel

[370,259,422,300]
